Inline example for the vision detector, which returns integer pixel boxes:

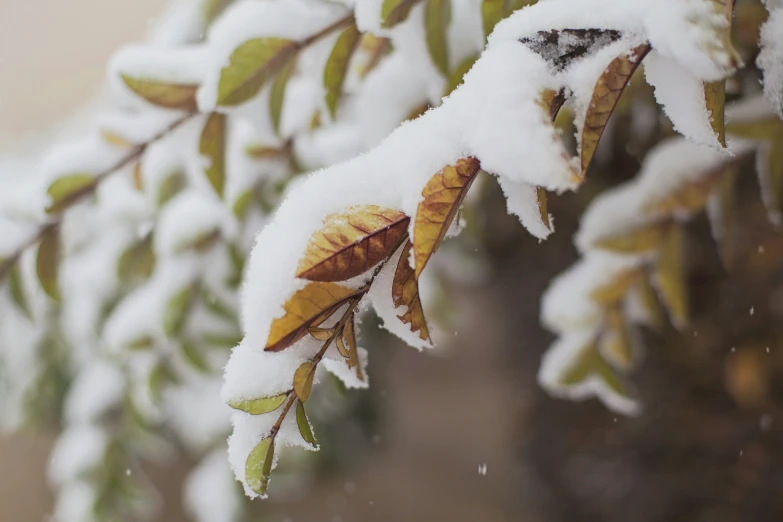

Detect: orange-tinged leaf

[580,44,650,176]
[265,282,364,351]
[297,205,410,282]
[324,21,361,119]
[199,112,227,197]
[413,157,481,276]
[704,80,726,147]
[589,269,640,305]
[653,223,688,328]
[294,361,315,401]
[121,75,199,111]
[593,221,670,253]
[392,240,430,341]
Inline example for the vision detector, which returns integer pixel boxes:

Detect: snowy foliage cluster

[0,0,781,520]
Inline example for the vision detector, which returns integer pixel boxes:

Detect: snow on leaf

[296,205,409,282]
[46,174,95,214]
[413,157,481,277]
[589,268,639,305]
[653,223,688,329]
[580,44,650,176]
[228,393,288,415]
[216,38,298,107]
[265,282,364,352]
[37,226,61,302]
[120,75,199,111]
[269,55,297,135]
[324,21,361,119]
[245,437,274,496]
[520,28,622,72]
[392,240,430,342]
[425,0,450,77]
[642,168,724,216]
[157,172,186,208]
[444,53,478,96]
[593,221,671,254]
[381,0,423,28]
[293,362,315,402]
[199,113,227,198]
[296,401,316,447]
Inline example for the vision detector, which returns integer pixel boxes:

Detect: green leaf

[176,228,221,253]
[381,0,422,28]
[203,332,243,348]
[293,361,315,402]
[233,188,254,220]
[217,38,298,106]
[559,340,631,398]
[296,400,316,446]
[46,174,95,214]
[425,0,450,77]
[324,21,361,119]
[127,335,155,350]
[164,285,194,337]
[202,288,236,322]
[36,226,61,302]
[481,0,508,39]
[202,0,232,24]
[149,362,178,404]
[228,393,288,415]
[269,55,298,135]
[444,53,478,96]
[199,112,227,197]
[158,171,187,207]
[245,437,275,495]
[181,340,210,373]
[9,263,32,320]
[593,222,671,253]
[117,234,156,285]
[226,242,245,288]
[121,75,199,111]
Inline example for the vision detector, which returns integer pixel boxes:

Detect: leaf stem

[300,13,355,48]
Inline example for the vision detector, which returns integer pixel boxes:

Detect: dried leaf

[392,240,430,341]
[425,0,450,76]
[381,0,422,28]
[342,315,363,381]
[593,221,670,253]
[654,223,688,328]
[117,234,156,285]
[164,285,194,337]
[245,437,274,496]
[294,361,315,402]
[296,401,317,447]
[580,44,650,176]
[121,75,199,111]
[46,174,95,214]
[269,54,298,135]
[9,263,32,320]
[228,393,288,415]
[199,112,227,197]
[308,326,334,342]
[324,21,361,119]
[704,80,726,147]
[36,226,60,302]
[413,157,481,276]
[265,282,364,352]
[589,269,640,305]
[444,53,478,96]
[297,205,409,282]
[217,38,298,106]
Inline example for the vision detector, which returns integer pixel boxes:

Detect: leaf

[269,55,298,135]
[601,306,634,370]
[381,0,422,28]
[757,138,783,225]
[296,401,316,446]
[164,285,194,338]
[158,171,186,207]
[444,53,478,96]
[392,240,430,341]
[654,223,688,328]
[358,34,392,79]
[725,117,783,140]
[413,157,481,276]
[46,174,95,214]
[132,162,144,191]
[199,113,227,197]
[593,221,670,253]
[149,362,178,404]
[637,271,666,332]
[481,0,508,39]
[297,205,409,282]
[117,234,156,285]
[36,226,60,302]
[217,38,299,106]
[704,80,726,147]
[121,75,199,111]
[308,326,334,342]
[324,21,361,119]
[245,437,274,496]
[100,129,132,148]
[245,143,287,159]
[538,88,566,121]
[181,340,210,373]
[176,228,221,253]
[708,165,737,268]
[425,0,450,77]
[536,187,551,232]
[589,269,639,305]
[203,332,243,348]
[559,339,630,398]
[265,282,365,352]
[9,263,32,320]
[341,315,363,381]
[643,172,723,216]
[580,44,650,176]
[228,393,288,415]
[294,361,315,402]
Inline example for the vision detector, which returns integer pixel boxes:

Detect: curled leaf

[653,223,688,328]
[217,38,298,106]
[245,437,274,496]
[228,393,288,415]
[199,112,227,197]
[37,226,61,302]
[294,361,315,402]
[270,55,298,135]
[381,0,422,28]
[392,240,430,341]
[297,205,410,282]
[46,174,95,214]
[296,401,316,446]
[324,21,361,118]
[121,75,199,111]
[413,157,481,276]
[536,187,551,232]
[425,0,450,76]
[593,221,670,253]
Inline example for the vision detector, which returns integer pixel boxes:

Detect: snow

[64,361,125,423]
[184,449,242,522]
[758,6,783,117]
[48,424,109,486]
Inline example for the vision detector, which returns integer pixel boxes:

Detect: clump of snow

[184,449,242,522]
[758,6,783,117]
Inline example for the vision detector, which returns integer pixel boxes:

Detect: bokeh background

[2,2,782,522]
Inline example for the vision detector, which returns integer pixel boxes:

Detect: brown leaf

[535,186,552,232]
[341,315,364,381]
[413,157,481,276]
[392,240,430,341]
[297,205,409,282]
[294,361,315,401]
[704,80,726,147]
[265,282,365,352]
[580,44,650,176]
[653,223,688,329]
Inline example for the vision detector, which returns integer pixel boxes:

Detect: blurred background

[2,1,783,522]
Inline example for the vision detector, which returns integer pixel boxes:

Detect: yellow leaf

[297,205,410,282]
[342,315,363,381]
[580,44,650,176]
[637,270,665,332]
[217,38,298,106]
[413,157,481,276]
[46,174,95,214]
[536,186,552,232]
[199,112,227,197]
[293,361,315,402]
[121,75,199,111]
[228,393,288,415]
[392,240,430,342]
[654,223,688,329]
[324,21,362,119]
[444,53,478,96]
[601,306,634,370]
[589,268,640,305]
[265,282,365,352]
[704,80,726,147]
[593,221,670,253]
[100,129,133,148]
[245,437,274,495]
[132,162,144,191]
[296,401,317,446]
[37,226,61,302]
[381,0,423,28]
[269,55,298,135]
[308,326,335,342]
[425,0,450,77]
[538,88,566,121]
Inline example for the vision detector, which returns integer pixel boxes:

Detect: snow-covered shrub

[0,0,781,519]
